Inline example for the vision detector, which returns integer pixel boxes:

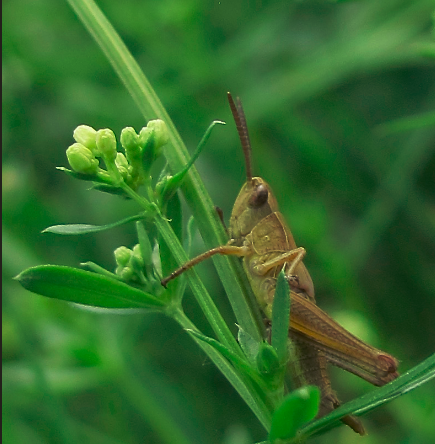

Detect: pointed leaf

[43,214,145,235]
[91,183,131,198]
[271,270,290,364]
[256,342,280,378]
[162,120,226,200]
[80,261,121,279]
[56,166,110,184]
[15,265,165,309]
[186,329,265,388]
[238,326,260,366]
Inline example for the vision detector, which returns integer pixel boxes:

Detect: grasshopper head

[229,176,279,243]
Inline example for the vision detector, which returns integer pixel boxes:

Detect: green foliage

[3,0,435,443]
[271,271,291,365]
[269,386,320,442]
[15,265,165,309]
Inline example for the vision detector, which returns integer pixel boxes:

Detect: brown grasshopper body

[162,93,398,435]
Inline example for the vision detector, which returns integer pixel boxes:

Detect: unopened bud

[120,127,141,164]
[66,143,99,175]
[147,119,169,148]
[96,129,117,164]
[132,244,143,263]
[73,125,98,155]
[114,246,132,267]
[140,120,168,150]
[116,265,134,281]
[130,244,144,272]
[139,119,169,159]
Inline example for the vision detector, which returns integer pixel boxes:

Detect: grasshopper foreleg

[161,244,249,287]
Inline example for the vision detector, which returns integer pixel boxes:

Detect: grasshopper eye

[249,184,268,208]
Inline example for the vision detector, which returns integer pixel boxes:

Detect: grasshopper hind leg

[289,335,365,435]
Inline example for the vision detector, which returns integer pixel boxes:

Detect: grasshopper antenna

[227,92,253,183]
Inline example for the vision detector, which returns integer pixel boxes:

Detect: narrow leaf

[164,121,226,194]
[238,326,261,366]
[80,261,121,279]
[15,265,165,309]
[43,214,145,235]
[256,343,280,378]
[186,329,265,388]
[56,166,111,184]
[271,270,290,363]
[90,183,131,198]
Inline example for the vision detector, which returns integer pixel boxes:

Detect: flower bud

[114,246,132,267]
[120,127,142,164]
[96,129,117,164]
[130,244,144,273]
[132,244,143,263]
[139,119,169,160]
[116,265,134,281]
[66,143,99,175]
[73,125,98,155]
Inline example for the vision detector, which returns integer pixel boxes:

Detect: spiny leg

[161,244,249,287]
[253,247,306,275]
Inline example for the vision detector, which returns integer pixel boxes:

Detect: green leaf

[295,353,435,440]
[238,326,261,366]
[375,110,435,136]
[91,183,131,198]
[271,270,290,364]
[186,329,265,389]
[43,214,145,235]
[256,343,280,378]
[160,120,226,202]
[15,265,165,309]
[80,261,121,279]
[56,166,110,184]
[171,311,272,431]
[269,386,320,442]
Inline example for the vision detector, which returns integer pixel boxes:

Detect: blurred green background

[3,0,435,443]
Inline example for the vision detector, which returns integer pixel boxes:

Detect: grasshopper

[162,93,398,435]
